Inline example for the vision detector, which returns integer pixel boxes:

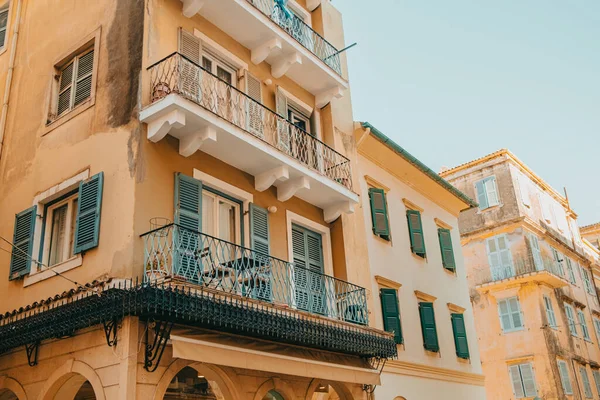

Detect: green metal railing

[142,224,368,325]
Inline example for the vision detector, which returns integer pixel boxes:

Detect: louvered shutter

[178,28,202,101]
[249,203,272,301]
[450,313,469,359]
[543,296,557,328]
[419,302,439,352]
[245,72,264,138]
[9,206,37,280]
[275,86,290,152]
[592,370,600,397]
[74,49,94,107]
[74,172,103,254]
[557,360,573,395]
[484,177,499,206]
[437,228,455,270]
[475,180,488,209]
[380,288,402,344]
[407,210,426,257]
[57,61,74,116]
[368,188,390,239]
[0,8,8,48]
[581,367,593,398]
[509,365,525,398]
[174,173,202,280]
[292,225,325,315]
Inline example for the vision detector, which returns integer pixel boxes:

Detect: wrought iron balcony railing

[472,254,567,287]
[246,0,342,76]
[142,224,368,325]
[148,53,353,191]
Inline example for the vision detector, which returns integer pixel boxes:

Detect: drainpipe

[0,0,22,160]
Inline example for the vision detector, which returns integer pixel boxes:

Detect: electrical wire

[0,236,100,296]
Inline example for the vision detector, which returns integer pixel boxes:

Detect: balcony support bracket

[324,201,355,223]
[25,342,39,367]
[306,0,321,11]
[316,86,344,109]
[147,109,185,143]
[179,126,217,157]
[251,38,282,65]
[103,318,118,347]
[181,0,205,18]
[144,319,174,373]
[255,166,289,192]
[277,176,310,202]
[272,52,302,79]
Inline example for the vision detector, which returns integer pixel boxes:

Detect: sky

[335,1,600,225]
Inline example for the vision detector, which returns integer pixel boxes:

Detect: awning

[171,332,381,385]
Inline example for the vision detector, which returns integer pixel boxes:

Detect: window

[527,233,543,271]
[518,175,531,207]
[451,313,470,359]
[593,370,600,398]
[437,228,456,271]
[380,288,403,344]
[474,176,499,210]
[55,47,95,118]
[407,209,426,258]
[580,366,593,398]
[291,224,326,315]
[418,302,439,352]
[564,303,578,336]
[288,106,310,134]
[581,265,595,295]
[557,360,573,395]
[539,193,553,224]
[0,5,8,49]
[565,257,577,284]
[368,188,390,240]
[202,189,242,244]
[578,310,591,341]
[551,247,565,276]
[508,363,537,398]
[486,234,514,280]
[498,297,524,332]
[543,295,557,328]
[593,318,600,341]
[43,193,78,266]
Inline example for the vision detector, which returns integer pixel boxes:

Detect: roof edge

[361,122,478,209]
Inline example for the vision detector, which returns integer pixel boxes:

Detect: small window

[564,303,578,336]
[580,265,595,295]
[0,5,8,49]
[508,362,537,398]
[527,233,543,271]
[578,309,591,341]
[54,46,95,119]
[557,360,573,395]
[580,366,593,398]
[43,193,79,266]
[288,106,310,134]
[593,317,600,340]
[593,370,600,398]
[543,295,557,329]
[201,188,242,244]
[368,188,390,240]
[474,176,499,210]
[498,297,524,333]
[487,234,514,280]
[565,257,577,284]
[551,247,565,276]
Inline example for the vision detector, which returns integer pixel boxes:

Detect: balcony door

[291,224,326,315]
[201,53,237,122]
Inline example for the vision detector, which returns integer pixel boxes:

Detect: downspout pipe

[0,0,22,160]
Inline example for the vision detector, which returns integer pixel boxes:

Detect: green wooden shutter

[407,209,426,257]
[174,172,202,232]
[368,188,390,239]
[451,313,470,359]
[380,288,403,344]
[9,206,37,280]
[74,172,103,254]
[438,228,456,271]
[250,204,270,255]
[419,302,439,352]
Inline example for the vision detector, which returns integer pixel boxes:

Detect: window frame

[0,2,9,52]
[564,303,578,337]
[42,191,79,268]
[474,175,500,210]
[593,369,600,398]
[497,296,524,333]
[543,295,557,329]
[486,234,514,280]
[580,366,593,399]
[287,105,311,134]
[201,185,243,246]
[508,362,537,398]
[557,359,573,395]
[578,309,591,341]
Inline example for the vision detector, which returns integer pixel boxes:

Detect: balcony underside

[476,271,569,292]
[189,0,348,98]
[140,94,358,222]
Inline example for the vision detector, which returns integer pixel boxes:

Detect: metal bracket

[367,356,387,373]
[144,319,174,372]
[103,318,118,347]
[25,342,39,367]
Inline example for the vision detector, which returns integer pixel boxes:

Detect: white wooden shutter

[592,370,600,396]
[245,72,264,138]
[475,180,488,209]
[519,364,537,397]
[518,175,531,207]
[484,176,499,206]
[508,297,523,329]
[565,304,577,336]
[275,86,290,152]
[543,296,557,328]
[178,28,202,101]
[557,360,573,394]
[581,367,593,398]
[528,233,543,271]
[539,193,552,223]
[73,49,94,107]
[57,61,74,116]
[487,235,513,280]
[509,365,525,398]
[565,257,576,284]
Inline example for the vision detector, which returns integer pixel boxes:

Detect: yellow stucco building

[441,149,600,400]
[0,0,399,398]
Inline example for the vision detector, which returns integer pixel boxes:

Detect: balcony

[182,0,347,97]
[473,256,569,292]
[140,53,357,221]
[142,224,368,325]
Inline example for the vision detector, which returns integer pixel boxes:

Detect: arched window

[164,366,224,399]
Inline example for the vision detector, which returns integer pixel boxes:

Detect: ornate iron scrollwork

[25,342,39,367]
[102,318,118,347]
[144,319,173,372]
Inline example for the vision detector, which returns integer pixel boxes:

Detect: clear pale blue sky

[336,1,600,225]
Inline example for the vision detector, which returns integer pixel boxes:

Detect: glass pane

[512,312,523,328]
[216,66,232,84]
[49,204,68,266]
[202,57,212,72]
[202,194,215,236]
[218,200,236,243]
[508,298,519,311]
[487,239,497,253]
[499,300,509,315]
[0,10,8,30]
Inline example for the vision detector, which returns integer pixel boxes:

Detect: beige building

[0,1,398,399]
[354,122,486,399]
[441,149,600,400]
[582,223,600,251]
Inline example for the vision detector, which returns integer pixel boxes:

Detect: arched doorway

[53,376,96,400]
[164,366,225,399]
[262,390,284,400]
[0,389,18,400]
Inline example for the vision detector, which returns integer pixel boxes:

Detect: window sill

[42,97,95,136]
[443,267,457,277]
[502,328,525,334]
[23,256,83,287]
[476,204,503,214]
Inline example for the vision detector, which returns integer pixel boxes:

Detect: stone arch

[253,378,295,400]
[152,358,242,400]
[393,397,407,400]
[0,376,27,400]
[305,380,353,400]
[38,359,105,400]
